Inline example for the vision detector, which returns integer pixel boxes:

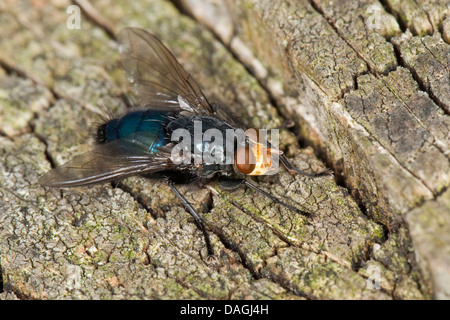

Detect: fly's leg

[167,180,214,259]
[280,154,332,177]
[241,179,312,217]
[218,176,312,217]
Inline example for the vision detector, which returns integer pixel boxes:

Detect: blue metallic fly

[39,28,330,258]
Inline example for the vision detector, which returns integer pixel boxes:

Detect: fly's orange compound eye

[236,146,256,174]
[235,128,281,176]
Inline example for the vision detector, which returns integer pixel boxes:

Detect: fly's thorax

[168,116,235,166]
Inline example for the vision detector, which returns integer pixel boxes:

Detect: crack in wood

[412,0,435,34]
[113,181,165,220]
[72,0,117,39]
[378,0,407,33]
[207,223,262,280]
[166,1,402,282]
[307,0,448,118]
[0,55,107,120]
[345,100,436,196]
[378,76,450,162]
[2,0,437,299]
[0,56,60,103]
[296,2,448,200]
[113,180,270,291]
[307,0,382,78]
[208,185,356,271]
[391,38,450,116]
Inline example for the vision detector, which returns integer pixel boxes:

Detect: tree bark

[0,0,448,299]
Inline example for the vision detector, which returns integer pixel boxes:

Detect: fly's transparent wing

[118,27,214,115]
[39,138,173,188]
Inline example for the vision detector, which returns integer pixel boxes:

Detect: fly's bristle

[94,122,108,144]
[121,93,137,109]
[97,99,117,123]
[92,99,121,144]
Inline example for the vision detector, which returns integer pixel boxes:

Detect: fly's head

[235,128,281,176]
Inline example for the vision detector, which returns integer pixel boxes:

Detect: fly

[39,27,330,259]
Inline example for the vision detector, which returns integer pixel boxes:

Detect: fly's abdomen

[96,110,169,154]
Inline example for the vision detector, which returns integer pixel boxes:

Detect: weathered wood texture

[178,0,450,299]
[0,0,447,299]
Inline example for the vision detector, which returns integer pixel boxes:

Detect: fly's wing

[39,137,173,188]
[118,27,214,115]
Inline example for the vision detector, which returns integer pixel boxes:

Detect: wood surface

[0,0,448,299]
